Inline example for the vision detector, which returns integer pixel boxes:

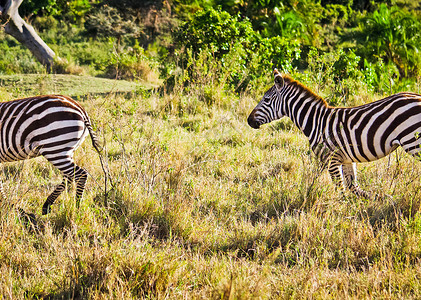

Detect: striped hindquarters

[0,95,93,164]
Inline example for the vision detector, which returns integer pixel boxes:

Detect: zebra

[247,69,421,198]
[0,94,101,215]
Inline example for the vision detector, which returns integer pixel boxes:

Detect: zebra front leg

[328,162,371,199]
[328,162,344,191]
[341,163,371,199]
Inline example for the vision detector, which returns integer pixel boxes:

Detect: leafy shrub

[332,49,361,82]
[256,36,301,75]
[174,8,301,92]
[303,48,365,106]
[106,41,160,82]
[32,15,59,32]
[176,8,258,59]
[20,0,92,21]
[46,39,113,75]
[302,47,410,105]
[0,36,45,75]
[362,59,401,94]
[85,4,143,43]
[356,3,421,77]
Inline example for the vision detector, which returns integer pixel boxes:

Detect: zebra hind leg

[42,159,88,215]
[73,166,88,209]
[42,178,69,215]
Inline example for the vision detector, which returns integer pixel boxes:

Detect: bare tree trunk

[0,0,57,71]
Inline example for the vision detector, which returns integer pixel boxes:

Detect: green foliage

[107,41,160,82]
[300,47,407,106]
[256,36,301,74]
[101,0,153,10]
[214,0,326,46]
[174,8,301,92]
[0,35,45,75]
[357,3,421,77]
[304,48,359,106]
[272,9,306,40]
[19,0,64,16]
[176,8,257,58]
[3,0,421,96]
[321,0,377,12]
[362,58,401,94]
[19,0,92,20]
[84,4,143,42]
[58,40,112,72]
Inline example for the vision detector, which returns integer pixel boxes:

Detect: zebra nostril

[247,114,260,129]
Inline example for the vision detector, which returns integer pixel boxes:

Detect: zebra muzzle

[247,113,260,129]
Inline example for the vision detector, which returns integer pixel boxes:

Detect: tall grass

[1,73,421,298]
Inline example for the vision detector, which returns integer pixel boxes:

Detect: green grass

[0,74,156,99]
[0,76,421,298]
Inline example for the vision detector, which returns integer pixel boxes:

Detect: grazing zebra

[248,69,421,198]
[0,94,100,215]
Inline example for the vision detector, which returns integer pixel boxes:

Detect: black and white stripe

[248,69,421,198]
[0,94,100,214]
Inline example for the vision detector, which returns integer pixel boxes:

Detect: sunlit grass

[1,79,421,298]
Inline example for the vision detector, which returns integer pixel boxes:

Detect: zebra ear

[273,69,284,90]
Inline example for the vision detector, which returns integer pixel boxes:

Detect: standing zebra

[248,69,421,198]
[0,94,100,215]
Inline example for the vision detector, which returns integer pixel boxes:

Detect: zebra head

[247,69,285,129]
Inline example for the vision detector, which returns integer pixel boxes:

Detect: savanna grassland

[0,73,420,299]
[1,0,421,298]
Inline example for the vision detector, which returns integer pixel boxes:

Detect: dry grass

[1,80,421,299]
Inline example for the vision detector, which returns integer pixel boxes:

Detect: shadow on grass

[94,188,173,240]
[364,193,421,231]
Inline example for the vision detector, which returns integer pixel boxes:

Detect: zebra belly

[312,137,398,164]
[349,148,395,163]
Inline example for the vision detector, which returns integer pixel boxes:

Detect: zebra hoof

[42,204,51,215]
[18,209,38,231]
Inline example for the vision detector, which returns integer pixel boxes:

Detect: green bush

[84,4,143,42]
[106,41,160,82]
[362,59,400,94]
[20,0,91,21]
[0,36,45,75]
[356,3,421,77]
[176,8,258,59]
[174,8,301,92]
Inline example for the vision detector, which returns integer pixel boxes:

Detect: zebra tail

[84,119,114,194]
[84,120,102,153]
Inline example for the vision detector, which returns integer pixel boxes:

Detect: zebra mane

[282,74,330,108]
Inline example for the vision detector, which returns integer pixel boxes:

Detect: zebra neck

[285,92,332,142]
